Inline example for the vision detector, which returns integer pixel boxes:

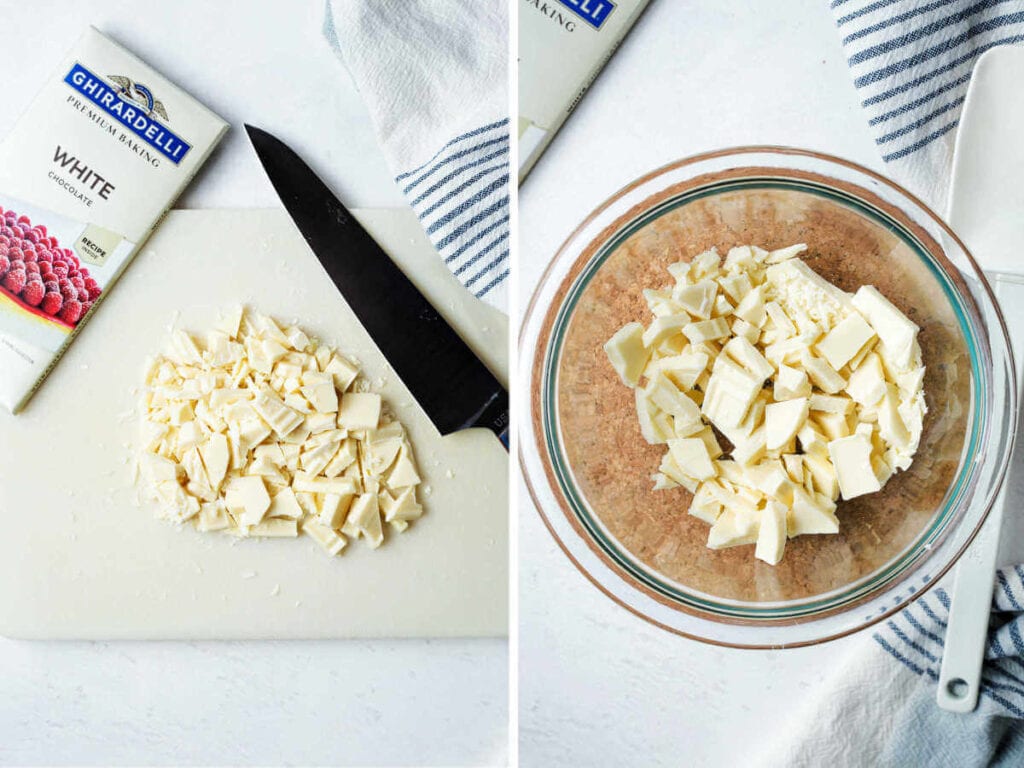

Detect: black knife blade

[245,125,508,445]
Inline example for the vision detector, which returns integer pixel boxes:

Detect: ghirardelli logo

[63,63,191,163]
[106,75,169,121]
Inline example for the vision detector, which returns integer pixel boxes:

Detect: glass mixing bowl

[520,147,1017,648]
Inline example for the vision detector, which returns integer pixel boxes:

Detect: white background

[0,1,504,766]
[519,0,1024,766]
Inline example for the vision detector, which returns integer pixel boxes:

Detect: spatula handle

[937,273,1024,712]
[936,491,1005,711]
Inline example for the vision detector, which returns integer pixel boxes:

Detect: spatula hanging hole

[947,678,970,699]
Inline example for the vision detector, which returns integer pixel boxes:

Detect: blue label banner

[556,0,616,29]
[63,63,191,164]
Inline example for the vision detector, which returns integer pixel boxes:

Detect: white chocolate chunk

[852,285,919,371]
[343,493,384,548]
[224,476,271,527]
[653,352,709,390]
[658,452,698,491]
[690,248,722,278]
[733,285,767,327]
[765,243,806,264]
[708,508,760,549]
[642,315,689,348]
[765,397,809,452]
[682,317,731,344]
[764,301,797,337]
[168,330,203,365]
[267,487,304,520]
[388,446,422,488]
[301,381,339,413]
[644,373,702,430]
[634,388,672,444]
[816,313,876,371]
[828,434,882,500]
[722,336,774,383]
[338,393,381,430]
[674,281,717,319]
[324,438,358,477]
[292,472,360,496]
[755,502,788,564]
[781,453,804,483]
[218,306,244,338]
[644,288,680,317]
[788,487,839,536]
[712,294,733,317]
[719,273,753,303]
[724,245,757,273]
[667,438,716,481]
[809,394,853,415]
[181,447,215,501]
[249,518,299,537]
[381,488,424,523]
[702,358,761,431]
[803,451,839,501]
[304,411,336,435]
[324,355,359,392]
[774,363,810,400]
[604,323,649,387]
[303,519,347,556]
[300,440,341,477]
[252,388,304,437]
[140,452,180,483]
[318,493,353,529]
[689,482,723,524]
[766,259,855,328]
[732,318,760,344]
[802,355,847,394]
[814,411,851,441]
[197,503,231,532]
[732,427,767,466]
[876,383,911,451]
[286,327,311,352]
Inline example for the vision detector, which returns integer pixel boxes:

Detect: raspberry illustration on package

[0,205,101,328]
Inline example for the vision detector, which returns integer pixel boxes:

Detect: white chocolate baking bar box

[518,0,651,181]
[0,26,227,412]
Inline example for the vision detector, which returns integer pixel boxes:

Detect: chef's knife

[245,125,508,448]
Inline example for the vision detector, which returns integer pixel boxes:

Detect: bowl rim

[519,144,1018,649]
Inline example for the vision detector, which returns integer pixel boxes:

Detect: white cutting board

[0,208,508,639]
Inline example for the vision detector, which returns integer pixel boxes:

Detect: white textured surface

[0,638,507,767]
[518,0,899,765]
[0,3,505,764]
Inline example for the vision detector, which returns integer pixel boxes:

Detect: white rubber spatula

[937,46,1024,713]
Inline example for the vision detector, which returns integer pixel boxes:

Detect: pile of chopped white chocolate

[604,244,926,565]
[137,307,423,555]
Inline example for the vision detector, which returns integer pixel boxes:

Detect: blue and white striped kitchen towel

[324,0,510,311]
[761,568,1024,767]
[831,0,1024,211]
